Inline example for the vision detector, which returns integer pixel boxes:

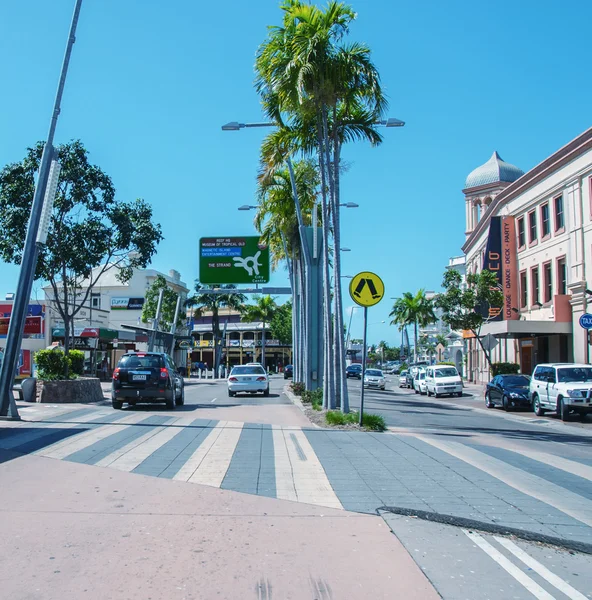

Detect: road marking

[463,531,555,600]
[210,398,217,403]
[173,422,226,482]
[272,425,297,501]
[494,536,588,600]
[94,425,166,467]
[187,421,243,486]
[107,416,194,472]
[503,446,592,482]
[418,435,592,527]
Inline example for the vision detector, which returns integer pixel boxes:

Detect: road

[0,375,590,599]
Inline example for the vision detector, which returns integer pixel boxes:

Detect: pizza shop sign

[111,297,145,311]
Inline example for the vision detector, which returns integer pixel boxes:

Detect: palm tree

[389,290,436,363]
[241,296,278,369]
[186,284,246,371]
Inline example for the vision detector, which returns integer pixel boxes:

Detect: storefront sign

[111,297,145,310]
[481,217,503,321]
[0,316,42,335]
[501,216,519,321]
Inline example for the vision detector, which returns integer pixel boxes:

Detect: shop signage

[0,316,42,335]
[111,297,145,310]
[480,217,503,321]
[199,236,270,284]
[579,313,592,329]
[501,216,518,321]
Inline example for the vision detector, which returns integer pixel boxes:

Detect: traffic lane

[383,513,592,600]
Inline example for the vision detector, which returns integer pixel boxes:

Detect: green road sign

[199,236,270,285]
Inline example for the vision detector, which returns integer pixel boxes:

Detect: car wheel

[414,388,419,394]
[263,387,270,397]
[166,388,176,410]
[533,394,545,416]
[502,394,511,412]
[485,392,494,409]
[456,392,463,398]
[559,397,569,421]
[112,398,123,410]
[176,384,185,406]
[434,392,440,398]
[427,389,432,397]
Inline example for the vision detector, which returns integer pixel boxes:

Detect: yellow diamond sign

[349,271,385,307]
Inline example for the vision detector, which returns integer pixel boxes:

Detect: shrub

[361,413,387,431]
[325,410,347,426]
[491,362,520,376]
[291,381,305,396]
[35,349,70,380]
[325,410,386,431]
[436,361,455,366]
[68,350,85,375]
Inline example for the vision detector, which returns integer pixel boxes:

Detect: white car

[530,363,592,421]
[227,364,269,397]
[399,370,409,388]
[364,368,386,390]
[413,370,427,395]
[425,366,463,398]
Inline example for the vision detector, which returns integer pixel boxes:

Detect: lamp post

[0,0,84,419]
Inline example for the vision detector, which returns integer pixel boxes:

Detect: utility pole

[169,294,181,355]
[148,289,164,352]
[0,0,84,419]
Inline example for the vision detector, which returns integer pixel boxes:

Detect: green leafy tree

[142,275,185,332]
[435,269,503,372]
[389,290,436,363]
[270,301,293,346]
[242,295,278,368]
[0,140,162,376]
[186,284,246,371]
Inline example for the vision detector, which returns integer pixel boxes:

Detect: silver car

[364,368,386,390]
[228,365,269,397]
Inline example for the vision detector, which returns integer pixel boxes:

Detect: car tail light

[112,368,120,380]
[229,377,238,382]
[160,368,168,380]
[256,376,266,381]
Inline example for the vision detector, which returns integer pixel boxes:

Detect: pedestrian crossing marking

[349,271,385,307]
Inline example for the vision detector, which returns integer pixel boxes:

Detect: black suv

[111,352,185,410]
[346,364,363,379]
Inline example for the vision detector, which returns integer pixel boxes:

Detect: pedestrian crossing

[2,406,592,548]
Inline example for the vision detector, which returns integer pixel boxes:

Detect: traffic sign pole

[359,306,368,427]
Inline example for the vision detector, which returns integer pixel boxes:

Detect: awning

[479,319,572,339]
[52,327,118,339]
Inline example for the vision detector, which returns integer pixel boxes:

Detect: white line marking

[503,447,592,482]
[463,531,555,600]
[494,536,588,600]
[173,422,226,482]
[210,398,217,403]
[272,425,297,502]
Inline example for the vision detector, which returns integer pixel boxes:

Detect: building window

[517,217,525,248]
[91,294,100,309]
[531,267,540,306]
[543,262,552,303]
[557,257,567,295]
[528,211,537,243]
[541,203,550,238]
[520,271,528,308]
[554,195,564,231]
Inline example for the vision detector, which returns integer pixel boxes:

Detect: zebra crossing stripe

[272,425,297,502]
[173,421,227,482]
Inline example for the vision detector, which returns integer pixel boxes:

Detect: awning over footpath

[478,320,572,339]
[51,327,119,340]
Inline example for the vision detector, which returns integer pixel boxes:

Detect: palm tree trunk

[261,321,266,370]
[414,321,418,364]
[292,259,300,382]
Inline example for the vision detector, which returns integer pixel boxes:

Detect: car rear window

[118,354,163,369]
[366,369,383,376]
[231,366,266,375]
[435,367,458,378]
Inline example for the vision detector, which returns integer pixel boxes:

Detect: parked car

[228,364,269,397]
[399,370,409,388]
[346,364,363,379]
[413,369,427,395]
[485,374,531,410]
[364,368,386,390]
[425,365,463,398]
[530,363,592,421]
[284,364,293,379]
[111,352,184,410]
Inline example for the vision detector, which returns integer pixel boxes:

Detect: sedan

[346,364,363,379]
[485,374,531,411]
[228,364,269,397]
[399,370,409,388]
[284,364,293,379]
[364,369,386,390]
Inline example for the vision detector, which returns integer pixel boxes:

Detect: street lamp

[238,205,258,211]
[340,247,351,252]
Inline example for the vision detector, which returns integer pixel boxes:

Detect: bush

[35,349,70,380]
[325,410,349,426]
[291,381,305,396]
[302,388,323,404]
[361,413,387,431]
[325,410,386,431]
[68,350,85,375]
[436,361,455,366]
[491,362,520,376]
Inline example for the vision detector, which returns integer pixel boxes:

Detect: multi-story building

[462,127,592,383]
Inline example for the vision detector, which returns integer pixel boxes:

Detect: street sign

[481,333,498,352]
[579,313,592,329]
[199,237,270,285]
[349,271,385,307]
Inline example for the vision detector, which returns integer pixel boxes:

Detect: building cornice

[462,127,592,254]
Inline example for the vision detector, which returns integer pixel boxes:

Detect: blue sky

[1,0,591,345]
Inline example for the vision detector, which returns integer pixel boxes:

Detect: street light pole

[0,0,84,419]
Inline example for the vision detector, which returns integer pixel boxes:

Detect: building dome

[465,151,524,189]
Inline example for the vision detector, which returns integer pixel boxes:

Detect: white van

[425,366,463,398]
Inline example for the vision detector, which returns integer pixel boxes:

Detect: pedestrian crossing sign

[349,271,385,307]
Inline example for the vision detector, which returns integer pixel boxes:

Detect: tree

[435,269,503,373]
[270,301,292,346]
[142,275,184,335]
[186,284,246,371]
[0,140,162,375]
[389,290,436,363]
[241,295,278,369]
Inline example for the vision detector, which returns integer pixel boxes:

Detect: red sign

[0,316,42,335]
[502,216,519,321]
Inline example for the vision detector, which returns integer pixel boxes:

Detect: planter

[36,377,104,404]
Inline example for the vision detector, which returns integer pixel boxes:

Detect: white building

[462,127,592,382]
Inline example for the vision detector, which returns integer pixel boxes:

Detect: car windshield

[231,366,266,375]
[502,375,530,386]
[348,365,361,370]
[557,367,592,382]
[365,369,383,377]
[435,368,458,378]
[119,354,162,369]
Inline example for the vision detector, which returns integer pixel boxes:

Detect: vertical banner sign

[481,216,502,321]
[502,216,519,320]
